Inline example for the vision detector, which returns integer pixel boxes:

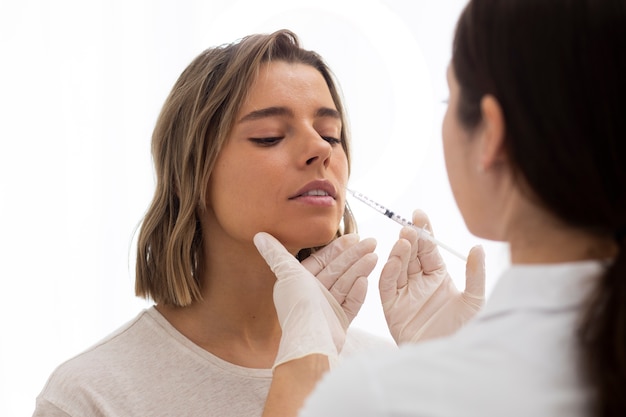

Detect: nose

[304,133,332,168]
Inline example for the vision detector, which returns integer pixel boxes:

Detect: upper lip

[289,180,337,199]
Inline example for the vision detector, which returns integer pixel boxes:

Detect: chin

[308,223,339,244]
[467,223,501,242]
[301,232,337,250]
[276,225,338,253]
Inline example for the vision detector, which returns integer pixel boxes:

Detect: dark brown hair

[452,0,626,415]
[135,30,356,307]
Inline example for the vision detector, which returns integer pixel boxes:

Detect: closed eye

[249,137,284,146]
[322,136,342,145]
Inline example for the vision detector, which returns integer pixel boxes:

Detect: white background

[0,0,510,415]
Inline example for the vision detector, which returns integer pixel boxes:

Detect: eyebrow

[315,107,341,119]
[238,106,341,123]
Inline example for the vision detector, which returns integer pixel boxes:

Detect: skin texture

[206,61,348,255]
[156,61,349,370]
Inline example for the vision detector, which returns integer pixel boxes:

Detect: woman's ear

[478,95,506,170]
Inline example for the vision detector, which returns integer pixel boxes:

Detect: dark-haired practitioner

[257,0,626,416]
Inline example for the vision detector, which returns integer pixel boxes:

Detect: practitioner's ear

[478,95,506,171]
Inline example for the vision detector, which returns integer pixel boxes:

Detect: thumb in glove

[253,232,347,369]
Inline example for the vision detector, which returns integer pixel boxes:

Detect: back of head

[135,30,355,307]
[453,0,625,232]
[452,0,626,415]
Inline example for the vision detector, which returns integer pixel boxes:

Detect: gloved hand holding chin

[253,232,377,369]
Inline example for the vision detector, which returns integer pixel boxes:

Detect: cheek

[441,114,487,236]
[442,110,470,210]
[441,109,458,181]
[331,151,350,214]
[211,159,279,210]
[337,158,349,210]
[333,150,350,183]
[207,155,261,233]
[329,145,349,178]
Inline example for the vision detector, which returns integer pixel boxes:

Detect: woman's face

[206,61,348,254]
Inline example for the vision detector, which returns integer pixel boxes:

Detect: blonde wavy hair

[135,29,356,307]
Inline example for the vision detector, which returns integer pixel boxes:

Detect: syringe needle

[346,188,468,262]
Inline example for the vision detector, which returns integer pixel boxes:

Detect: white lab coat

[300,261,605,417]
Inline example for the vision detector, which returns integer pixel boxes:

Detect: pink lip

[289,180,338,200]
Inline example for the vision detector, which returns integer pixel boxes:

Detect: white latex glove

[254,232,353,369]
[301,234,378,325]
[379,209,486,344]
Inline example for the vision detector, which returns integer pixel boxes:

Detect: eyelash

[250,137,283,146]
[322,136,342,145]
[250,136,342,146]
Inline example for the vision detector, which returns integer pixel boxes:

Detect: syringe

[346,188,467,262]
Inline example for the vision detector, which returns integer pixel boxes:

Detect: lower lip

[290,195,336,207]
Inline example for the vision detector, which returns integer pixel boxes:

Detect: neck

[505,206,617,264]
[157,238,281,368]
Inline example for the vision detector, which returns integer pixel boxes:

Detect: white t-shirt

[33,307,393,417]
[300,261,604,417]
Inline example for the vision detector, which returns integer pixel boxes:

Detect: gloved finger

[379,238,412,304]
[411,209,434,235]
[398,225,421,276]
[325,252,377,304]
[309,237,377,291]
[253,232,303,279]
[301,233,361,276]
[341,275,368,323]
[464,244,486,298]
[326,253,377,323]
[412,209,446,275]
[255,231,350,331]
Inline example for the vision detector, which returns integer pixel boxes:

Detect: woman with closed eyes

[33,29,483,417]
[31,29,388,417]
